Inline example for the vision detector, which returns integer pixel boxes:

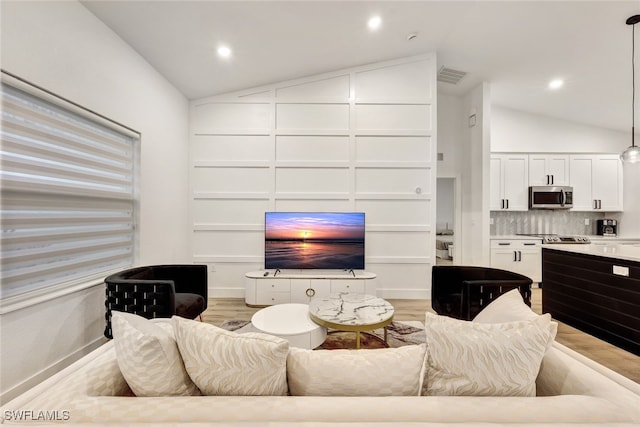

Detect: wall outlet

[584,218,590,225]
[613,265,629,277]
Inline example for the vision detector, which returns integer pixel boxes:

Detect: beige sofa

[2,296,640,426]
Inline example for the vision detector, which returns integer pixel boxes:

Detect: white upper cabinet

[528,154,570,186]
[569,154,623,211]
[490,154,529,211]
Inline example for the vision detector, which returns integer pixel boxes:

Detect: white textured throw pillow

[473,288,558,350]
[287,344,427,396]
[422,312,551,397]
[172,316,289,396]
[111,311,200,397]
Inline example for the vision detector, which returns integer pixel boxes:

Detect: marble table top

[308,293,394,327]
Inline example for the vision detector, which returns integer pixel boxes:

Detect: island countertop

[543,243,640,263]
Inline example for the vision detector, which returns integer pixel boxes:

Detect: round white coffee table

[251,303,327,349]
[309,293,394,349]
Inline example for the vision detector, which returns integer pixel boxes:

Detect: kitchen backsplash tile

[491,211,605,236]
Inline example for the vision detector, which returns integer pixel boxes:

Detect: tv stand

[245,270,377,306]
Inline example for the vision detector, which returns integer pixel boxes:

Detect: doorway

[436,177,459,265]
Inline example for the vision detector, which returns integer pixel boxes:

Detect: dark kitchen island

[542,244,640,356]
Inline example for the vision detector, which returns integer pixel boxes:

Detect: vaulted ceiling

[82,1,640,133]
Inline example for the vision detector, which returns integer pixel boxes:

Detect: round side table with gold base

[309,293,394,349]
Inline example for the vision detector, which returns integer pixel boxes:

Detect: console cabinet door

[256,280,291,305]
[290,279,331,303]
[330,280,365,294]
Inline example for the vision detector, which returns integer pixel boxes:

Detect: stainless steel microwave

[529,186,573,209]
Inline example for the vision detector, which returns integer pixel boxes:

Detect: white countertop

[588,236,640,242]
[543,243,640,263]
[490,235,543,240]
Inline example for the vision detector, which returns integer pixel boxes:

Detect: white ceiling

[81,1,640,133]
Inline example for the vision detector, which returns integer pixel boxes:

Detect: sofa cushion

[172,316,289,396]
[287,344,426,396]
[110,311,200,397]
[422,312,551,397]
[473,288,558,350]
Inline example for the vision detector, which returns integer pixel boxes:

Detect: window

[1,73,138,310]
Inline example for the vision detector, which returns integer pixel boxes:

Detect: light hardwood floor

[203,287,640,384]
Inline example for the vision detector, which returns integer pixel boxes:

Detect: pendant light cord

[633,22,636,148]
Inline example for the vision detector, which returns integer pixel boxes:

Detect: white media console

[245,270,377,306]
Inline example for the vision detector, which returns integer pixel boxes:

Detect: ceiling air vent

[437,67,467,85]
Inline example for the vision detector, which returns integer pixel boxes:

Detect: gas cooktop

[516,234,591,244]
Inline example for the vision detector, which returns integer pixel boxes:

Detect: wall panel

[355,199,431,225]
[276,103,349,130]
[276,135,349,162]
[276,75,350,99]
[190,54,437,298]
[192,103,270,133]
[355,168,431,195]
[192,199,270,224]
[355,104,432,131]
[368,263,432,299]
[193,167,271,193]
[192,135,271,162]
[355,60,433,101]
[275,167,349,194]
[356,136,431,163]
[274,199,351,212]
[193,231,263,257]
[367,231,431,257]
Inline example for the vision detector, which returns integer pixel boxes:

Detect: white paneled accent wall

[190,55,437,299]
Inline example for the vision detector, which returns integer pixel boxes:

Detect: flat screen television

[264,212,365,270]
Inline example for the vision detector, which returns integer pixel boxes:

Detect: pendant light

[621,15,640,163]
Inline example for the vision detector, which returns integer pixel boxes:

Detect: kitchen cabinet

[490,154,529,211]
[569,154,623,211]
[490,238,542,283]
[528,154,570,186]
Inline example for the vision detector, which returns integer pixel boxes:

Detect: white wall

[0,1,190,402]
[437,93,464,177]
[492,106,628,153]
[190,55,437,299]
[460,84,492,266]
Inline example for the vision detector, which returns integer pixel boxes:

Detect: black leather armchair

[431,265,532,320]
[104,264,208,338]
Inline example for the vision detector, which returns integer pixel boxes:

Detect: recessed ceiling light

[548,79,564,90]
[368,15,382,30]
[217,46,232,58]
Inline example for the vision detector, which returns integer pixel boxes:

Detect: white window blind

[1,77,137,306]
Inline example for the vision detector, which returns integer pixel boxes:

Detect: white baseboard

[0,337,104,405]
[209,287,245,299]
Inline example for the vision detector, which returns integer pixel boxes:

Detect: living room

[1,0,640,410]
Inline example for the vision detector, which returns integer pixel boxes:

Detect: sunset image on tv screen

[264,212,365,270]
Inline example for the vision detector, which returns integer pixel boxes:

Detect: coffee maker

[596,219,617,236]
